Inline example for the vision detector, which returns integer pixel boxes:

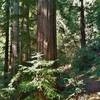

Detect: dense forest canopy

[0,0,100,100]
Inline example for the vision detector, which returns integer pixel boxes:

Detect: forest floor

[62,65,100,100]
[71,93,100,100]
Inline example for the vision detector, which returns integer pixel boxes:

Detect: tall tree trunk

[4,0,10,85]
[21,2,31,62]
[10,0,19,75]
[37,0,57,60]
[80,0,86,48]
[20,2,24,63]
[26,3,31,60]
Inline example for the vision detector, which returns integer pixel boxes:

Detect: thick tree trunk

[80,0,86,48]
[37,0,57,60]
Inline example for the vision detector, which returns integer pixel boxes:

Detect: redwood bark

[37,0,57,60]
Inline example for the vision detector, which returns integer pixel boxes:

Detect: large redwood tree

[37,0,57,60]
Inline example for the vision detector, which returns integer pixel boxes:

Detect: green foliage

[0,0,100,99]
[57,0,80,64]
[0,87,15,100]
[1,54,61,100]
[58,50,70,65]
[88,37,100,52]
[72,48,96,72]
[87,37,100,67]
[63,78,84,99]
[95,0,100,31]
[0,35,5,61]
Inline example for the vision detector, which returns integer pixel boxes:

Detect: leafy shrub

[0,54,61,100]
[88,37,100,53]
[57,50,69,65]
[63,78,84,100]
[72,48,96,72]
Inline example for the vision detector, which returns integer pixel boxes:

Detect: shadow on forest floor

[58,64,100,99]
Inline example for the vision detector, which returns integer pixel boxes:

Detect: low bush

[0,54,61,100]
[72,48,96,72]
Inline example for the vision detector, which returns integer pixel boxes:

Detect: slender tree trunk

[10,0,19,75]
[20,2,24,63]
[26,3,31,60]
[4,0,10,85]
[37,0,57,60]
[80,0,86,48]
[21,2,31,62]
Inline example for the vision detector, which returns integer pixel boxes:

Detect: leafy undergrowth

[58,62,100,99]
[0,54,61,100]
[0,53,100,100]
[1,64,100,100]
[0,63,4,88]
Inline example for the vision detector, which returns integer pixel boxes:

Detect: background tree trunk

[20,2,31,62]
[10,0,19,75]
[4,0,10,85]
[25,3,31,61]
[80,0,86,48]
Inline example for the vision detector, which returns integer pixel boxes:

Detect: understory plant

[0,53,61,100]
[72,48,96,73]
